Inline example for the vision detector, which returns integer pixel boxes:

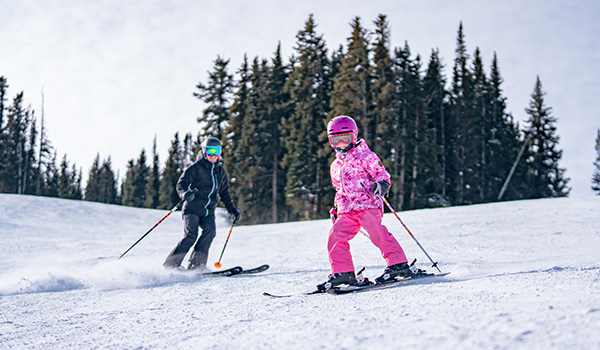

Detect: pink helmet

[327,115,358,136]
[327,116,358,152]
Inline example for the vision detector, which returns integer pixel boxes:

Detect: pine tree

[57,155,82,199]
[0,76,8,193]
[409,54,443,209]
[22,111,39,195]
[225,51,290,224]
[57,157,69,198]
[487,53,522,201]
[36,90,53,196]
[3,92,29,194]
[182,132,196,169]
[85,154,118,204]
[371,14,397,162]
[523,76,570,198]
[225,55,251,213]
[194,56,234,142]
[468,48,488,203]
[231,57,272,224]
[100,157,119,204]
[592,128,600,194]
[159,133,184,209]
[264,44,290,222]
[44,152,59,197]
[446,22,475,205]
[422,49,448,206]
[72,164,83,200]
[0,76,7,129]
[391,43,433,210]
[143,137,161,208]
[282,14,332,220]
[85,154,102,201]
[121,149,150,207]
[330,17,372,142]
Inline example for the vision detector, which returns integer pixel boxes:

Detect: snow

[0,194,599,349]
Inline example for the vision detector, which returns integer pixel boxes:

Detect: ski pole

[214,223,235,268]
[380,195,442,273]
[118,200,184,259]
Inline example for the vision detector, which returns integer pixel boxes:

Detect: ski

[263,290,325,298]
[239,264,270,275]
[264,272,450,297]
[262,267,370,298]
[327,272,451,295]
[199,266,244,276]
[198,264,270,277]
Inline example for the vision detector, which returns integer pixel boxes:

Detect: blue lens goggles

[205,146,222,157]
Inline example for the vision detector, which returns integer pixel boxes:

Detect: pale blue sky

[1,0,598,196]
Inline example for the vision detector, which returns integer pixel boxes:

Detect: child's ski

[327,272,450,295]
[263,271,450,297]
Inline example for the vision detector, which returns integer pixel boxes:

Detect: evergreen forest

[0,16,574,224]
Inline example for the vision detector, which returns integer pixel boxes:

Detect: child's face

[329,132,354,150]
[335,140,350,150]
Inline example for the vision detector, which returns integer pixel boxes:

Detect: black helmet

[200,136,222,159]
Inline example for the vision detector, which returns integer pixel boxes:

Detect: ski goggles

[205,146,222,157]
[328,132,354,146]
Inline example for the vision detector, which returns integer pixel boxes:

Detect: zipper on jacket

[204,163,217,216]
[339,154,348,194]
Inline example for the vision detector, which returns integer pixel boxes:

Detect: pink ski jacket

[330,140,391,214]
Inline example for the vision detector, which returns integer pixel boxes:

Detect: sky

[1,194,599,348]
[1,0,599,196]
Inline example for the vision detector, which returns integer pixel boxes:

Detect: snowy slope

[0,194,599,349]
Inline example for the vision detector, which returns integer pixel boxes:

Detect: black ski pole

[380,195,442,273]
[118,200,184,259]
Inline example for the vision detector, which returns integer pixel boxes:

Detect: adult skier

[163,136,241,271]
[317,116,414,291]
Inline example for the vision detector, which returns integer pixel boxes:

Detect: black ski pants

[163,213,216,269]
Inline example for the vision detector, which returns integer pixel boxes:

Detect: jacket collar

[198,157,220,169]
[336,139,365,160]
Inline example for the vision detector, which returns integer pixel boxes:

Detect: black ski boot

[187,262,211,274]
[375,262,415,284]
[316,271,357,291]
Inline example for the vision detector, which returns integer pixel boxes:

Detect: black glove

[182,190,195,202]
[230,208,242,224]
[329,207,338,224]
[371,181,390,197]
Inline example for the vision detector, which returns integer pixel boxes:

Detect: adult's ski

[199,266,243,276]
[199,264,270,277]
[239,264,270,274]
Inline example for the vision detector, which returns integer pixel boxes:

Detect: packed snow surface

[0,194,599,349]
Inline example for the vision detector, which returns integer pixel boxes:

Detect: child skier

[317,115,414,291]
[163,136,241,272]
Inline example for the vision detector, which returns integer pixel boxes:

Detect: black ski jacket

[176,157,236,217]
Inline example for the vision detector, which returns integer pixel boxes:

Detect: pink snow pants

[328,208,408,274]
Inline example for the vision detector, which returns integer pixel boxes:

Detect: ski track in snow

[0,194,599,349]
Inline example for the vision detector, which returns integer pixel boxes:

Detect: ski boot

[375,261,426,284]
[316,271,357,292]
[187,262,211,274]
[354,267,374,287]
